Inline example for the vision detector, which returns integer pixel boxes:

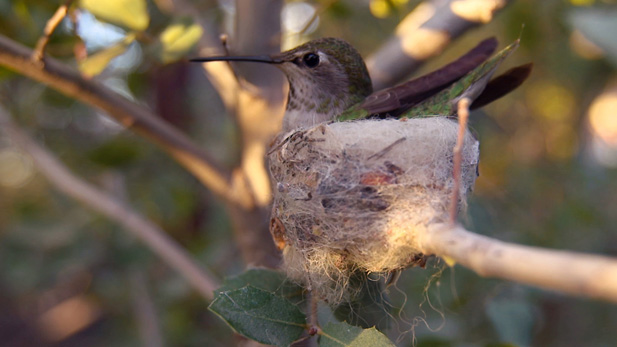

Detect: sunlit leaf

[80,0,149,31]
[570,0,595,6]
[78,34,136,77]
[319,322,395,347]
[159,19,203,64]
[370,0,391,19]
[209,286,306,346]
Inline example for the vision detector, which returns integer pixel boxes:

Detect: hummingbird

[191,37,531,132]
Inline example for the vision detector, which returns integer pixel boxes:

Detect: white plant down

[268,117,479,303]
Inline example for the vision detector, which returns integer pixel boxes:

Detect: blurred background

[1,0,617,346]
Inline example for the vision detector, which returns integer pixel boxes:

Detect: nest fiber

[268,118,479,303]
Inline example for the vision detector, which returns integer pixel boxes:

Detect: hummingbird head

[272,38,373,130]
[191,38,373,131]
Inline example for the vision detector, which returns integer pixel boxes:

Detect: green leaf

[319,322,395,347]
[80,0,149,31]
[485,297,535,347]
[158,19,203,64]
[79,34,136,77]
[219,268,305,304]
[209,286,306,347]
[332,272,390,331]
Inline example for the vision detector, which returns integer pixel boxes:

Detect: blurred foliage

[1,0,617,346]
[157,18,203,64]
[80,0,150,31]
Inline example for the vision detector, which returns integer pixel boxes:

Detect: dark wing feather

[470,63,533,110]
[361,37,498,117]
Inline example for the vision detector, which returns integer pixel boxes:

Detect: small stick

[449,97,471,224]
[367,137,407,160]
[219,34,230,55]
[32,0,75,63]
[307,290,320,336]
[0,107,220,300]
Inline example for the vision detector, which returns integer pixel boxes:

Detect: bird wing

[404,38,525,118]
[360,37,499,117]
[470,63,533,110]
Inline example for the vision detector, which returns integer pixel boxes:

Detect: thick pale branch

[147,0,283,266]
[232,0,286,207]
[202,0,287,267]
[367,0,512,90]
[419,223,617,303]
[0,107,220,301]
[0,34,254,209]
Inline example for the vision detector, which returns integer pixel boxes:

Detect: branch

[152,0,287,209]
[164,0,240,112]
[0,34,254,209]
[450,97,470,223]
[129,269,164,347]
[0,107,220,301]
[32,0,75,63]
[418,223,617,303]
[231,0,286,207]
[367,0,513,90]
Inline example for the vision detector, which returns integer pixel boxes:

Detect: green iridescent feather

[336,39,520,122]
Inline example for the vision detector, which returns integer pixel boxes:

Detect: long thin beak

[189,55,283,64]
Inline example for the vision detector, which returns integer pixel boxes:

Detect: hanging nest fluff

[268,117,479,304]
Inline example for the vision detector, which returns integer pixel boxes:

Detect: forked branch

[0,34,254,209]
[0,107,220,301]
[31,0,75,63]
[367,0,513,90]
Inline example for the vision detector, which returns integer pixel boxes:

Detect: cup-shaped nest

[268,118,479,304]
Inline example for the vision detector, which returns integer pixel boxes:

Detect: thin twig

[367,137,407,160]
[0,107,220,301]
[367,0,513,90]
[166,0,240,114]
[419,223,617,303]
[0,34,253,209]
[32,0,75,63]
[307,290,320,339]
[449,97,470,224]
[129,269,164,347]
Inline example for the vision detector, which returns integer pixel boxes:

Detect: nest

[268,118,479,304]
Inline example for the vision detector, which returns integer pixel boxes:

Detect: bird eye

[303,53,320,68]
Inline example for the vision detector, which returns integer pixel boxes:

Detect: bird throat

[281,79,362,132]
